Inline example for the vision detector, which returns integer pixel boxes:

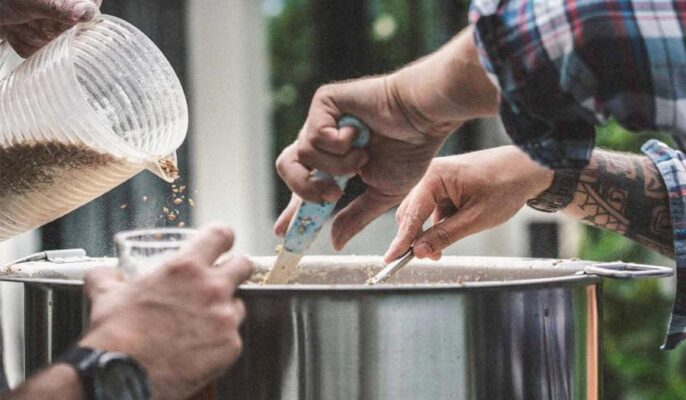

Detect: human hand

[0,0,101,57]
[384,146,553,262]
[80,224,253,400]
[274,75,453,250]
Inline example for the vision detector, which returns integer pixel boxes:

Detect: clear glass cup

[115,227,197,277]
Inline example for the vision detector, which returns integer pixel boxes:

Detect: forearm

[563,149,674,257]
[4,364,85,400]
[388,26,499,137]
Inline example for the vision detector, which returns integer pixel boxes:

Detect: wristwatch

[58,346,151,400]
[526,168,582,213]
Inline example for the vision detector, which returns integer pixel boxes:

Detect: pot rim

[1,255,668,291]
[0,273,602,293]
[237,273,602,293]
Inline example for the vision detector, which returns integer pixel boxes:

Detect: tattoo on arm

[565,149,674,257]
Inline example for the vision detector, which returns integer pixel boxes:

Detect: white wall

[187,0,276,256]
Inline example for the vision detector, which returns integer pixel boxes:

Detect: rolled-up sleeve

[470,0,686,171]
[642,139,686,349]
[469,0,599,170]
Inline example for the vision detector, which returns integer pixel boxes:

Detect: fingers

[296,135,368,176]
[210,298,246,362]
[176,224,235,267]
[331,190,401,251]
[231,298,246,323]
[432,198,457,226]
[2,1,96,57]
[66,0,99,22]
[307,125,358,155]
[412,208,481,258]
[274,194,300,237]
[276,83,373,204]
[4,29,41,57]
[215,255,254,288]
[276,143,342,203]
[84,267,125,299]
[28,0,99,23]
[2,22,55,56]
[384,187,437,262]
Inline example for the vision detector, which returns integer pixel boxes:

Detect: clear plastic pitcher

[0,15,188,242]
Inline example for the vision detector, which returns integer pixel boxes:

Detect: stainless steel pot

[0,252,672,400]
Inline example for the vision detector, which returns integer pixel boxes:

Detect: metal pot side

[1,255,617,399]
[227,271,600,399]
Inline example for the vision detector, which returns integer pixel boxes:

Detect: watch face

[97,356,150,400]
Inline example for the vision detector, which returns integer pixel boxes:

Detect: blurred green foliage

[267,1,686,397]
[587,122,686,399]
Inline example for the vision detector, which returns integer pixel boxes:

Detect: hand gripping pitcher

[0,15,188,241]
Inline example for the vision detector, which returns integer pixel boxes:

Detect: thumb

[331,190,401,251]
[84,267,124,300]
[29,0,99,23]
[384,187,436,262]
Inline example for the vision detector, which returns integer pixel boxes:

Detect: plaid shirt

[470,0,686,349]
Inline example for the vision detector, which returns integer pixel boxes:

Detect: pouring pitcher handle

[584,262,673,279]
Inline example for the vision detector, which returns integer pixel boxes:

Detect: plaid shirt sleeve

[643,140,686,349]
[469,0,686,349]
[470,0,686,168]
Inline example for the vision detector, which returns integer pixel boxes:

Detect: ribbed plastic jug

[0,15,188,242]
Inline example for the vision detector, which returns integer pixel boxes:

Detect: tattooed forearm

[563,149,674,258]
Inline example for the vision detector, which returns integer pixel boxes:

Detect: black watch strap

[59,347,104,399]
[58,346,150,400]
[526,168,582,213]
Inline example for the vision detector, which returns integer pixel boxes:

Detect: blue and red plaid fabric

[470,0,686,349]
[643,140,686,349]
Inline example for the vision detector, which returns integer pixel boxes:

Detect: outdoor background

[0,0,684,397]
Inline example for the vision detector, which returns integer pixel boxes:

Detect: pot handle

[584,262,673,279]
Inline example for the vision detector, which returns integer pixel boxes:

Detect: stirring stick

[263,116,371,284]
[367,249,415,285]
[263,246,304,284]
